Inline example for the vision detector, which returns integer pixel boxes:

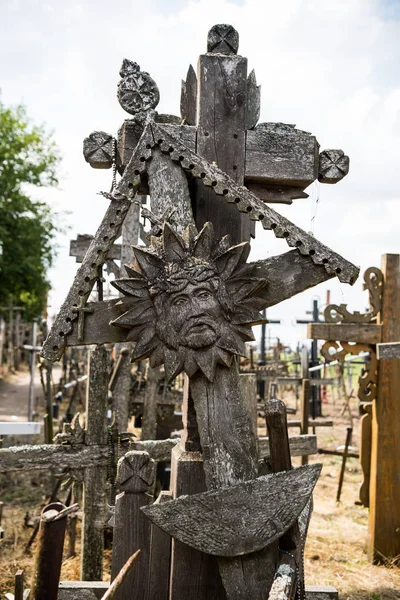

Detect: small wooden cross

[72,296,94,343]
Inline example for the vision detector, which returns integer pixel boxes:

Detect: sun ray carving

[111,222,269,382]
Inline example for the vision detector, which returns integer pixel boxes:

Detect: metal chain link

[110,137,117,193]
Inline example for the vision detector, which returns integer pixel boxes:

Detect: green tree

[0,99,62,319]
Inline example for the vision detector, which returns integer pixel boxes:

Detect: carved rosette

[110,222,269,382]
[117,59,160,117]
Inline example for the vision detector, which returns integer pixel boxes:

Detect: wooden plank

[57,583,337,600]
[245,124,319,187]
[141,366,160,440]
[301,379,310,466]
[240,373,257,437]
[194,52,251,244]
[308,322,382,344]
[81,346,109,581]
[65,299,126,346]
[0,435,316,473]
[287,419,333,428]
[59,581,108,600]
[369,254,400,561]
[169,443,226,600]
[359,404,372,507]
[377,341,400,360]
[70,235,122,263]
[111,452,155,600]
[148,491,171,600]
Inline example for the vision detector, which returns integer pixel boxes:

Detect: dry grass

[1,389,400,598]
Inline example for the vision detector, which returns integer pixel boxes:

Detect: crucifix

[41,24,358,599]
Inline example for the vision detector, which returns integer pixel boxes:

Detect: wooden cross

[308,258,400,563]
[40,24,358,599]
[72,296,94,343]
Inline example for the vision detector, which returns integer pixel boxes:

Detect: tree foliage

[0,100,61,319]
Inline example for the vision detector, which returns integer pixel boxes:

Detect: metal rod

[336,427,353,502]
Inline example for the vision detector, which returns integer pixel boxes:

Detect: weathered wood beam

[308,322,382,344]
[70,235,122,263]
[57,583,338,600]
[0,434,317,472]
[369,254,400,561]
[248,250,334,308]
[377,341,400,360]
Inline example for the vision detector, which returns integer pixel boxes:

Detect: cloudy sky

[1,0,399,350]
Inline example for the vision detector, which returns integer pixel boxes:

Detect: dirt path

[0,367,46,421]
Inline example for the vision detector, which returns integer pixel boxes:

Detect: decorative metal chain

[110,137,118,193]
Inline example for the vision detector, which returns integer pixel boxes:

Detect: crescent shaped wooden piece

[141,463,321,557]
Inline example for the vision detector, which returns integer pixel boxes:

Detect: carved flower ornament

[111,222,269,382]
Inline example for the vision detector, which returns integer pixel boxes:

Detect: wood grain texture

[240,373,257,437]
[369,254,400,561]
[111,492,153,599]
[0,434,316,473]
[245,69,260,130]
[148,491,172,600]
[308,323,382,344]
[245,123,318,187]
[359,404,372,508]
[180,65,197,125]
[142,464,321,556]
[248,250,333,308]
[377,341,400,360]
[81,346,109,581]
[194,52,251,244]
[190,363,276,598]
[57,583,338,600]
[168,443,226,600]
[147,147,194,234]
[59,582,108,600]
[83,131,113,169]
[141,366,160,440]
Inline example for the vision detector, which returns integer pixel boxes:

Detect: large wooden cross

[41,24,358,599]
[309,256,400,563]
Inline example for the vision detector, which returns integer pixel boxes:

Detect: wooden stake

[369,254,400,561]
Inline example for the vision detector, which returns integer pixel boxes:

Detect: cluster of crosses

[41,24,359,600]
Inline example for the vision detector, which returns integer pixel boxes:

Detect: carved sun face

[110,222,269,382]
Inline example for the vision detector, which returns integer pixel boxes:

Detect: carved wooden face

[161,281,223,350]
[111,222,268,382]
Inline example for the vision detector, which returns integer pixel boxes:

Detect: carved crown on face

[111,222,269,382]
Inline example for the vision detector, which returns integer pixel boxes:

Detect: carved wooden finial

[207,24,239,55]
[83,131,114,169]
[318,149,350,184]
[116,451,155,493]
[117,59,160,117]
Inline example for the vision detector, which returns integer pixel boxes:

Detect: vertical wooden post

[300,379,311,466]
[193,27,251,245]
[141,365,160,440]
[169,377,225,599]
[368,254,400,561]
[148,490,172,600]
[112,201,141,432]
[111,451,155,600]
[81,345,109,580]
[240,373,257,437]
[359,403,372,507]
